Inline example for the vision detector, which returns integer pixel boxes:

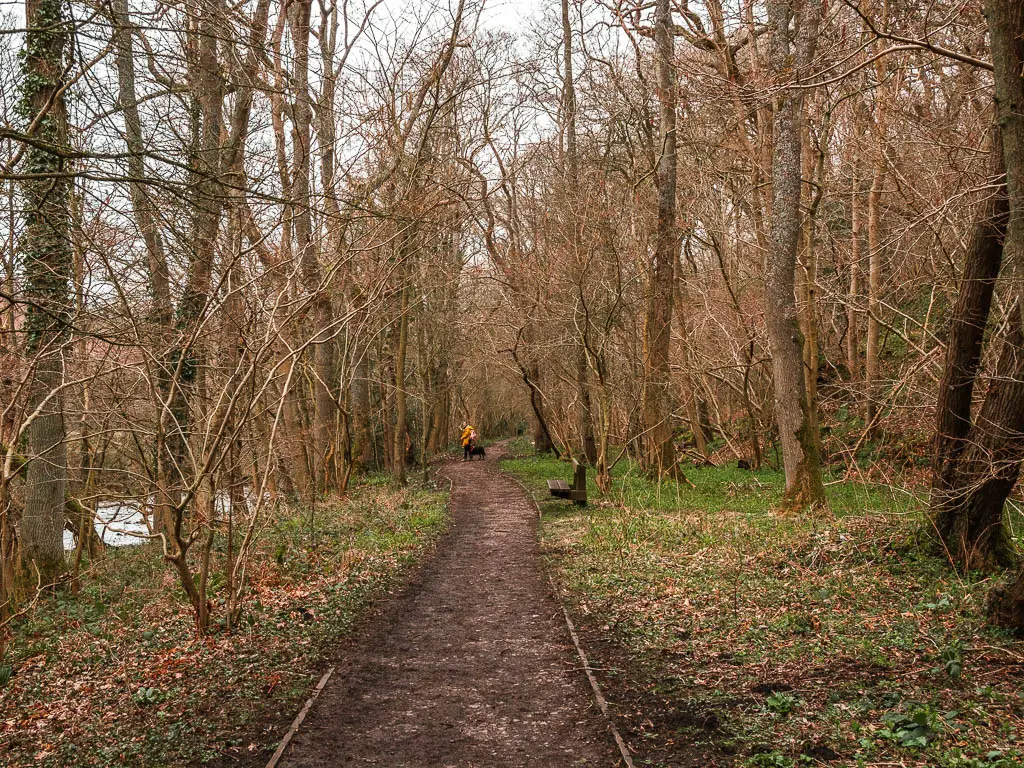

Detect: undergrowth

[504,451,1024,768]
[0,477,449,767]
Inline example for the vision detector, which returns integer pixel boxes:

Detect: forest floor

[274,444,620,767]
[503,441,1024,768]
[0,477,449,767]
[6,443,1024,768]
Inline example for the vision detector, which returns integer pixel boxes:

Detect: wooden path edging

[504,470,637,768]
[266,465,457,768]
[265,666,335,768]
[266,456,633,767]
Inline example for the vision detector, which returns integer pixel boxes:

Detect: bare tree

[764,0,826,508]
[642,0,680,477]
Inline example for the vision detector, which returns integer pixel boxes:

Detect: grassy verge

[0,476,449,767]
[503,450,1024,768]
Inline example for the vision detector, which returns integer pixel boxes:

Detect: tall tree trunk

[643,0,679,477]
[984,0,1024,630]
[417,322,432,475]
[266,26,311,497]
[381,346,394,472]
[318,3,344,490]
[863,3,893,434]
[764,0,826,508]
[289,0,335,494]
[510,325,556,455]
[427,363,447,453]
[109,0,179,546]
[69,198,103,568]
[110,0,172,330]
[161,0,226,631]
[592,354,613,492]
[561,0,596,464]
[577,347,597,462]
[931,132,1007,518]
[218,0,267,626]
[20,0,73,586]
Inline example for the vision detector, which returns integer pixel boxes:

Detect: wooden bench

[547,459,587,507]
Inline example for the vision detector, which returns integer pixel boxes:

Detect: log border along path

[273,443,625,767]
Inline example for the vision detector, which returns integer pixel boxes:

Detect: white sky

[480,0,546,31]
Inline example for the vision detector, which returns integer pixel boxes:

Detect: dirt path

[278,445,620,767]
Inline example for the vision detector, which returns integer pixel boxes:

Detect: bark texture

[931,134,1007,526]
[20,0,73,585]
[936,314,1024,570]
[290,0,337,492]
[642,0,679,477]
[985,0,1024,629]
[764,0,826,508]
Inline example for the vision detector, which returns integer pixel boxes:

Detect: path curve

[278,445,619,767]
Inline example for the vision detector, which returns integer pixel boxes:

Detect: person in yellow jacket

[460,423,476,461]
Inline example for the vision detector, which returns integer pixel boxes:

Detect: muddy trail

[276,445,621,767]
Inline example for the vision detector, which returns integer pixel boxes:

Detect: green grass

[503,452,1024,767]
[504,452,914,518]
[0,477,450,767]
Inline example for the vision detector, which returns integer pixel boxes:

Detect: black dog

[468,445,486,460]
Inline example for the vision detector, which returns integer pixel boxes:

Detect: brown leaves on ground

[0,482,448,767]
[537,478,1024,767]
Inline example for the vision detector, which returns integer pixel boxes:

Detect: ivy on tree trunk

[20,0,73,586]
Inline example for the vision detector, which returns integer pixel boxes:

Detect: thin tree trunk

[110,0,172,327]
[162,0,226,632]
[675,272,707,457]
[800,117,827,466]
[864,151,886,431]
[512,336,556,456]
[593,354,612,492]
[577,347,597,462]
[109,0,180,548]
[219,0,268,622]
[392,280,410,485]
[528,361,556,455]
[318,4,344,491]
[417,323,431,476]
[847,159,863,382]
[864,7,891,433]
[428,369,446,453]
[70,201,103,567]
[931,132,1007,516]
[561,0,596,464]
